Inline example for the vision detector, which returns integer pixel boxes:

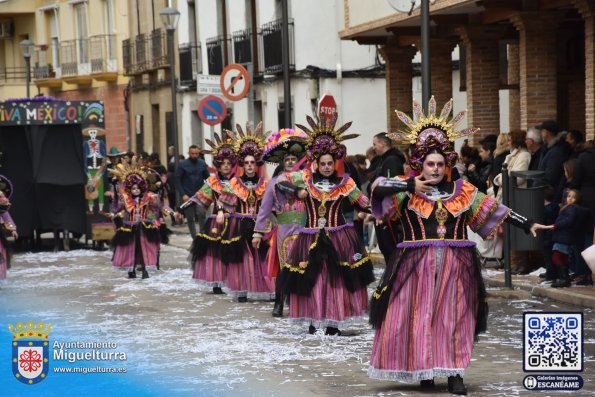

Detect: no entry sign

[319,95,337,117]
[197,95,227,126]
[220,64,251,101]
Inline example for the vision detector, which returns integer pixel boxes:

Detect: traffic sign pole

[247,63,255,126]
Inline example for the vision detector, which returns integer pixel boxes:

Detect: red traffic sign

[220,64,251,101]
[319,95,337,118]
[198,95,227,126]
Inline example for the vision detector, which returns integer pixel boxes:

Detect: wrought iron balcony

[179,42,202,84]
[122,29,172,76]
[206,35,230,76]
[31,45,62,87]
[259,18,295,75]
[89,34,118,81]
[60,39,92,84]
[151,29,168,69]
[232,28,252,65]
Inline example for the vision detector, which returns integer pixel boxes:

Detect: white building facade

[176,0,387,159]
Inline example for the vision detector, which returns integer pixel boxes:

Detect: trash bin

[507,170,545,251]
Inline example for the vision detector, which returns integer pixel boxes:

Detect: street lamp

[19,39,35,98]
[160,7,181,172]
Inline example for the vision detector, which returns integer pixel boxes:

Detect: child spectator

[537,189,585,288]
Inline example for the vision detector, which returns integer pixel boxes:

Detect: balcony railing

[151,29,168,69]
[89,34,117,74]
[135,33,148,73]
[259,18,295,75]
[31,45,56,79]
[122,29,171,76]
[232,28,252,65]
[0,67,28,84]
[179,43,202,84]
[123,38,133,74]
[60,39,90,76]
[206,35,230,76]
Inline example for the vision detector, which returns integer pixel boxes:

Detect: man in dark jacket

[370,132,406,264]
[536,120,571,203]
[175,145,210,236]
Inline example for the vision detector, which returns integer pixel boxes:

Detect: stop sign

[318,95,337,117]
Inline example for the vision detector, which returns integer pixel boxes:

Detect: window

[49,11,60,67]
[74,3,88,63]
[103,0,116,59]
[206,36,228,75]
[232,28,252,65]
[260,18,294,74]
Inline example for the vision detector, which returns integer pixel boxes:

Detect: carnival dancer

[368,97,545,394]
[187,132,237,294]
[223,122,274,302]
[110,164,174,279]
[0,175,17,281]
[252,128,307,316]
[275,112,375,335]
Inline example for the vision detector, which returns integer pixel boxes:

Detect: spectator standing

[493,130,536,274]
[175,145,210,236]
[525,127,543,172]
[566,130,585,159]
[536,189,585,287]
[491,133,510,195]
[537,120,571,202]
[465,139,494,193]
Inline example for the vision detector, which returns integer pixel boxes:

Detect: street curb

[484,278,595,309]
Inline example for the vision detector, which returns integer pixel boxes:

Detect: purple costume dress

[222,175,275,300]
[111,191,173,273]
[253,173,304,279]
[368,176,531,382]
[0,193,16,281]
[275,169,375,329]
[189,174,237,290]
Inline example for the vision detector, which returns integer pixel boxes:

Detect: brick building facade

[340,0,595,142]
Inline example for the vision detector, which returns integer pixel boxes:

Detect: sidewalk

[167,224,595,309]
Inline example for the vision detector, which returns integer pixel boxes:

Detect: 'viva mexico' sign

[0,101,104,125]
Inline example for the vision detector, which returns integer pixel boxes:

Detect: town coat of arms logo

[8,321,52,385]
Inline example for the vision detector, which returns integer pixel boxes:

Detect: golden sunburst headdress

[109,163,149,193]
[296,111,358,162]
[204,130,237,166]
[389,96,479,172]
[229,121,267,164]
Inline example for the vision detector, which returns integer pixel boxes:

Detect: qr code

[523,312,583,372]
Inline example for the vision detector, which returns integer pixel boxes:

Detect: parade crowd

[1,97,593,395]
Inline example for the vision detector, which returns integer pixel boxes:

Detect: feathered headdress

[262,128,307,164]
[389,96,479,172]
[296,111,358,162]
[229,121,267,164]
[109,164,149,193]
[203,130,237,166]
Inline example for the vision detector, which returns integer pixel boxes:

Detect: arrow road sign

[220,64,251,101]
